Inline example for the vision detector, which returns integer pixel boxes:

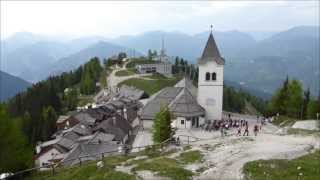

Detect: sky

[1,0,319,40]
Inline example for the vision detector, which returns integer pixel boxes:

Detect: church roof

[169,88,205,117]
[199,32,225,65]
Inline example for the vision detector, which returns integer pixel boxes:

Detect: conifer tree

[152,106,172,143]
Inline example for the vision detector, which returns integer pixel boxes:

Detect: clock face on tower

[206,98,215,106]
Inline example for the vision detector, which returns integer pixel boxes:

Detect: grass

[243,150,320,180]
[77,95,94,106]
[27,155,136,180]
[115,69,136,77]
[26,146,187,180]
[272,115,297,127]
[287,128,320,136]
[118,73,182,96]
[99,69,108,88]
[132,157,193,180]
[126,58,157,68]
[178,150,203,164]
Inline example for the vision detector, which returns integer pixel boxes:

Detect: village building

[35,96,140,169]
[135,38,172,76]
[140,31,225,128]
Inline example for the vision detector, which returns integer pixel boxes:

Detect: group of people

[201,115,265,137]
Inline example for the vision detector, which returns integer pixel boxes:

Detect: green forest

[0,57,104,172]
[267,76,320,119]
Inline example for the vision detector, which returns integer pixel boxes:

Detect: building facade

[197,32,225,120]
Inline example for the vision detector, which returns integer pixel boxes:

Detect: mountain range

[1,26,319,99]
[0,71,31,102]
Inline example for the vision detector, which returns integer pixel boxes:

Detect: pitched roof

[140,87,183,120]
[62,142,120,166]
[73,112,96,126]
[63,131,81,141]
[92,114,132,141]
[57,137,76,150]
[199,32,225,65]
[56,115,70,124]
[169,88,205,117]
[118,85,148,100]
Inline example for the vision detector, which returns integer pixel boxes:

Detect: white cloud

[1,0,318,39]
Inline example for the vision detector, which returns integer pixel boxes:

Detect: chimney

[36,141,42,154]
[112,117,116,125]
[123,108,127,120]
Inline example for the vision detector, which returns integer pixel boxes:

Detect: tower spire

[210,25,213,34]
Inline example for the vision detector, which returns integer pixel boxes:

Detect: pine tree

[0,105,32,172]
[152,107,172,143]
[302,88,310,119]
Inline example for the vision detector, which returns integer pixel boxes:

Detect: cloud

[1,0,318,39]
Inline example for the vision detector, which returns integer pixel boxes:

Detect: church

[139,30,225,129]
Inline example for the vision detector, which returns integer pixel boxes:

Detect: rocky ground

[128,120,320,180]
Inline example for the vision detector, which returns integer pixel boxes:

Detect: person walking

[243,125,249,136]
[237,127,242,136]
[254,124,259,136]
[220,125,224,137]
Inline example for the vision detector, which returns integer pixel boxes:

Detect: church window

[181,120,185,125]
[205,72,210,81]
[212,72,216,80]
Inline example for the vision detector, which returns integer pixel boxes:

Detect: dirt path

[107,61,150,92]
[190,124,320,180]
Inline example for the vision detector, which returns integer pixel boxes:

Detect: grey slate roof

[119,85,148,100]
[199,32,225,65]
[169,88,205,117]
[62,142,120,166]
[72,124,91,136]
[57,137,75,150]
[140,87,183,120]
[92,114,132,141]
[88,132,115,144]
[73,112,96,126]
[63,131,81,141]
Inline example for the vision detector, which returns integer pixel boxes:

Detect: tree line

[267,76,320,119]
[0,57,104,172]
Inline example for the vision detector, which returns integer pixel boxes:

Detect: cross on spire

[210,25,213,33]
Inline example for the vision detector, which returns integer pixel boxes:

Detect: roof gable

[199,32,225,65]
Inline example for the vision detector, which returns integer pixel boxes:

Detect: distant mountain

[1,26,318,98]
[226,26,319,96]
[46,41,142,76]
[111,26,319,96]
[1,34,107,82]
[111,30,256,62]
[0,71,31,102]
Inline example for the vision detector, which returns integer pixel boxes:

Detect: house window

[205,72,210,81]
[212,72,216,80]
[181,120,185,125]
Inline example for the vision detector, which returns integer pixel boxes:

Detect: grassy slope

[272,115,297,127]
[118,74,182,96]
[125,59,157,69]
[27,147,202,180]
[27,155,135,180]
[115,69,136,77]
[243,150,320,180]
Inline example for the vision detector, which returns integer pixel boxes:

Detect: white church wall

[197,60,224,120]
[172,117,191,129]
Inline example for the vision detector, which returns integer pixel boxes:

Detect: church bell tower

[197,28,225,120]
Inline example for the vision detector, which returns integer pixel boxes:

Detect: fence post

[51,164,55,175]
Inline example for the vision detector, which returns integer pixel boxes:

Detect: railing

[5,135,174,180]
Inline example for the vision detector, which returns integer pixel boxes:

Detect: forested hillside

[0,71,31,102]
